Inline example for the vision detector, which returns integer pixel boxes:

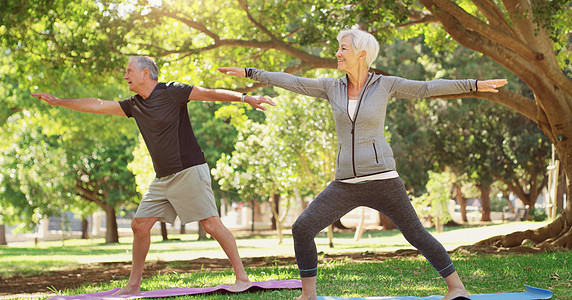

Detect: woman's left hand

[477,79,508,93]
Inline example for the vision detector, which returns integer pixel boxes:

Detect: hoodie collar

[341,72,382,87]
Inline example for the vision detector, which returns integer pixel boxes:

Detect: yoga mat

[47,279,302,299]
[316,285,553,300]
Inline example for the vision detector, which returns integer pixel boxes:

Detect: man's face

[123,60,147,92]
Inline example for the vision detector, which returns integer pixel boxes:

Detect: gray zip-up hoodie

[247,68,477,180]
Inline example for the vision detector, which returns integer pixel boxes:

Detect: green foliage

[0,113,75,229]
[413,171,453,225]
[531,0,571,44]
[0,0,131,80]
[529,208,548,222]
[213,87,336,204]
[127,135,154,196]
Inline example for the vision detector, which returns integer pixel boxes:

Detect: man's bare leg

[200,216,251,291]
[442,271,470,300]
[296,276,317,300]
[111,217,159,295]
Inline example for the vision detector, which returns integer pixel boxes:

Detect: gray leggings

[292,178,455,278]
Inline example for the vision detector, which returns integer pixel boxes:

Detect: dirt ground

[0,246,541,299]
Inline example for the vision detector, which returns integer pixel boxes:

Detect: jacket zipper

[349,74,374,177]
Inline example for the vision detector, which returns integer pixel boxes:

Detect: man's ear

[144,68,150,78]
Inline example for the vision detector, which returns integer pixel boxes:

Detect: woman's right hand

[218,67,246,77]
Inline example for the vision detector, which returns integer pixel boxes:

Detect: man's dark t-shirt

[119,82,206,177]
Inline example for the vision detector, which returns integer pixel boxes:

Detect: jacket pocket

[372,142,379,164]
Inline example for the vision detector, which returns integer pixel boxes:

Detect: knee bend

[131,218,153,235]
[291,219,311,239]
[200,216,222,234]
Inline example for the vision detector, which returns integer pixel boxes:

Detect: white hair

[336,26,380,69]
[129,56,159,80]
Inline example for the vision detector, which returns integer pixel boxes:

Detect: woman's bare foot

[227,278,252,292]
[442,287,470,300]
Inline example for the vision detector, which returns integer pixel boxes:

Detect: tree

[411,0,571,249]
[213,104,292,243]
[2,0,570,248]
[0,118,76,233]
[413,171,454,233]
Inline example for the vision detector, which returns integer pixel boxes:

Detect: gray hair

[129,56,159,80]
[337,26,380,69]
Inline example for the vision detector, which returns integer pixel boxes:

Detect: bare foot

[442,288,470,300]
[110,283,141,296]
[296,293,318,300]
[226,278,252,292]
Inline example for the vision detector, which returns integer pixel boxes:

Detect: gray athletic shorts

[134,163,219,224]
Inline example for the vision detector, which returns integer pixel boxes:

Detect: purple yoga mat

[47,279,302,299]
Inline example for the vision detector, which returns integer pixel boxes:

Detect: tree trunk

[81,218,88,239]
[161,222,168,241]
[0,224,6,245]
[251,198,255,233]
[477,183,492,222]
[103,204,119,244]
[270,194,279,231]
[328,225,334,248]
[270,194,283,244]
[198,222,208,240]
[453,183,468,223]
[435,216,443,234]
[354,207,366,241]
[502,191,515,213]
[180,223,186,234]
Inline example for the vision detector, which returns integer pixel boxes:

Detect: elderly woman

[219,27,506,300]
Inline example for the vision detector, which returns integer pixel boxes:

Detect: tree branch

[437,90,538,122]
[470,0,518,38]
[424,0,538,61]
[423,0,572,96]
[160,10,220,42]
[75,184,104,207]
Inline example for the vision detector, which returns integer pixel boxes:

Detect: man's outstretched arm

[31,93,126,117]
[189,86,275,111]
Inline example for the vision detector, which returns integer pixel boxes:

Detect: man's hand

[244,95,276,111]
[31,93,62,106]
[218,67,246,77]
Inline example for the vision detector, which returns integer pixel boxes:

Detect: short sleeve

[119,97,135,118]
[166,82,194,105]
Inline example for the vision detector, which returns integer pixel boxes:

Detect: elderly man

[32,56,275,295]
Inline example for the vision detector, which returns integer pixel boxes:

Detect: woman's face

[336,35,362,73]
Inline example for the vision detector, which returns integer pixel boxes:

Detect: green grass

[40,251,571,299]
[2,221,570,299]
